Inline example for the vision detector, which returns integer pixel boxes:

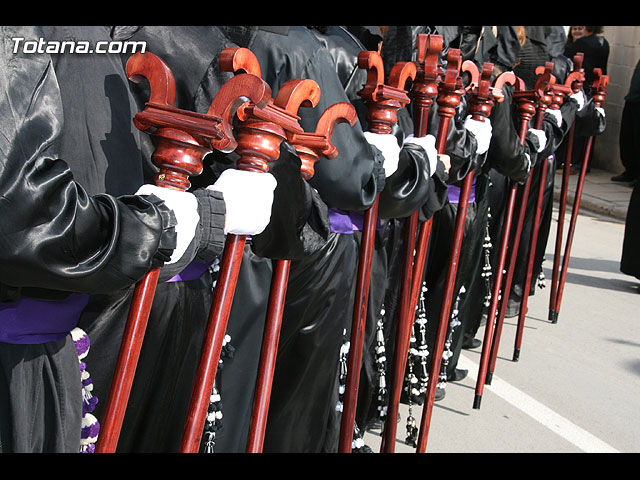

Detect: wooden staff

[549,54,585,323]
[379,33,442,453]
[415,58,509,451]
[246,79,357,452]
[513,67,572,361]
[339,50,416,453]
[180,47,310,453]
[96,51,271,452]
[551,69,609,322]
[473,73,529,409]
[484,63,555,383]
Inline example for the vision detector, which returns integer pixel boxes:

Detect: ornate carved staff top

[590,68,609,107]
[565,53,585,94]
[413,34,443,108]
[209,47,309,173]
[357,50,417,134]
[435,48,464,122]
[277,81,357,179]
[126,51,268,190]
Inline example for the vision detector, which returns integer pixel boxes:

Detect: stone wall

[590,26,640,173]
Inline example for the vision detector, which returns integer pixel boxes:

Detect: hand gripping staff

[338,50,416,453]
[379,34,443,453]
[549,54,585,323]
[473,72,529,409]
[551,69,608,323]
[95,51,271,453]
[180,47,309,453]
[483,63,555,384]
[246,77,357,453]
[513,65,573,362]
[414,58,502,452]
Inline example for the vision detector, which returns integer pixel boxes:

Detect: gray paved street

[364,169,639,453]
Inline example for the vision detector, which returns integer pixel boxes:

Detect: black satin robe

[0,26,193,453]
[76,26,328,453]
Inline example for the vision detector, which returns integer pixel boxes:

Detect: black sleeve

[574,94,607,137]
[250,142,330,260]
[538,98,578,160]
[428,96,483,186]
[485,85,533,184]
[378,141,434,219]
[0,29,178,295]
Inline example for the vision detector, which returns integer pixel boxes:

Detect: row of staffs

[93,32,609,453]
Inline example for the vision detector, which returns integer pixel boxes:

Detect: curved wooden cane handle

[357,50,416,134]
[591,68,609,108]
[462,60,494,121]
[126,51,226,191]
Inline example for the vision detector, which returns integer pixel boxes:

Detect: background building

[589,26,640,174]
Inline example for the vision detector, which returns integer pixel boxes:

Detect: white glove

[403,134,438,176]
[596,106,606,118]
[570,90,586,111]
[545,108,563,128]
[364,131,401,177]
[136,184,200,265]
[528,128,547,153]
[524,152,532,173]
[207,169,277,236]
[464,116,492,155]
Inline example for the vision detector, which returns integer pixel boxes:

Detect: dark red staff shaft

[552,136,594,316]
[549,124,575,322]
[245,258,290,452]
[97,269,161,451]
[380,34,441,453]
[474,110,529,408]
[339,53,415,453]
[96,51,224,453]
[553,66,607,320]
[485,96,548,383]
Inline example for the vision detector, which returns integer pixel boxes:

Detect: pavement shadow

[542,256,637,293]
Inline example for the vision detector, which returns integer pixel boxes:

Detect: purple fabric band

[447,179,476,204]
[0,293,89,344]
[166,259,213,282]
[328,208,382,234]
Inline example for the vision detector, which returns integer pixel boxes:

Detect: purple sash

[0,259,213,345]
[0,293,89,344]
[447,179,476,204]
[328,208,381,234]
[166,259,213,282]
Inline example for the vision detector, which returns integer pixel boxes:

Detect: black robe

[0,26,214,453]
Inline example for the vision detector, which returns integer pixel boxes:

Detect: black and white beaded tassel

[336,329,349,415]
[352,422,372,453]
[440,286,465,390]
[415,284,430,399]
[537,258,547,290]
[202,333,234,453]
[374,306,388,427]
[481,212,494,309]
[404,284,428,447]
[403,323,418,446]
[405,405,418,448]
